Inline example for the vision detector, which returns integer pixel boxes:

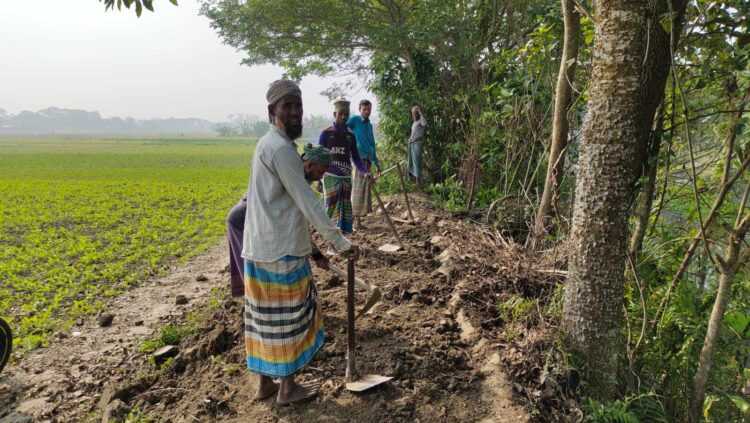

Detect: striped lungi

[351,161,372,217]
[407,139,424,178]
[322,174,353,234]
[243,256,324,377]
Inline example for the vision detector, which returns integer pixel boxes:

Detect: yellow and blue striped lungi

[243,256,324,377]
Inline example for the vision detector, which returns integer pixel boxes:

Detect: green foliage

[202,0,560,213]
[427,176,466,212]
[583,394,667,423]
[497,296,538,326]
[0,137,251,353]
[123,406,155,423]
[139,324,183,353]
[584,398,640,423]
[704,391,750,422]
[101,0,178,17]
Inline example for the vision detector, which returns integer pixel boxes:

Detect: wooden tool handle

[345,255,356,381]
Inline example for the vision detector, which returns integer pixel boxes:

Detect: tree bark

[561,0,647,399]
[534,0,580,236]
[632,0,688,178]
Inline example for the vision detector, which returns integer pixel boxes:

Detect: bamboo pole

[396,163,414,221]
[370,183,405,249]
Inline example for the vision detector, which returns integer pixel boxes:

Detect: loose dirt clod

[153,346,179,365]
[98,313,114,328]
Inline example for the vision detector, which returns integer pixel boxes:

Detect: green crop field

[0,137,255,352]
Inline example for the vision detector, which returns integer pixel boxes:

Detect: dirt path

[0,242,229,422]
[1,196,530,423]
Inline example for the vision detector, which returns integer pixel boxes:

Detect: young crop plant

[0,137,255,352]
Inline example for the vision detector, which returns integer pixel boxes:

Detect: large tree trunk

[561,0,647,398]
[534,0,580,235]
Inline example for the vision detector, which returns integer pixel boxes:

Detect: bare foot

[254,376,279,400]
[277,379,322,405]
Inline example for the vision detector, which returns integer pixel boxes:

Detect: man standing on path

[319,99,370,253]
[243,80,359,405]
[347,99,381,230]
[407,105,427,186]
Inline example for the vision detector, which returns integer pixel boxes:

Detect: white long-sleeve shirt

[242,125,351,262]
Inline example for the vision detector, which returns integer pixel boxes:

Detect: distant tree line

[213,113,375,142]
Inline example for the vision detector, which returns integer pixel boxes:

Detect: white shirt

[409,112,427,142]
[242,125,351,262]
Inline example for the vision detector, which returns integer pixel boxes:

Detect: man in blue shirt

[347,99,381,230]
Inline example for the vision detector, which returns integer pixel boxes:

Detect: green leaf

[728,394,750,416]
[703,395,719,418]
[135,0,143,17]
[659,11,677,34]
[169,0,178,5]
[143,0,153,12]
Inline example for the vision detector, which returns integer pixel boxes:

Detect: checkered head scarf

[301,143,332,167]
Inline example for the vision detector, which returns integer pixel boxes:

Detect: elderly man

[407,105,427,186]
[318,99,370,252]
[226,144,333,298]
[243,80,359,405]
[347,99,381,230]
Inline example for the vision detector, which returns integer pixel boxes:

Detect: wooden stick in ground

[345,255,356,382]
[396,163,414,221]
[370,182,405,249]
[374,162,401,179]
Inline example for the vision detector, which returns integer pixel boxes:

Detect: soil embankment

[1,196,538,422]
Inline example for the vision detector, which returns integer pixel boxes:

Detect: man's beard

[285,122,303,140]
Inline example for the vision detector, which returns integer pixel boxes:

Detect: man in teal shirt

[347,99,381,230]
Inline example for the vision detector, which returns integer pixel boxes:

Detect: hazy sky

[0,0,374,121]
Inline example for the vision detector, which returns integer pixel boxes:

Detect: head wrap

[332,98,351,112]
[266,79,302,106]
[301,143,332,167]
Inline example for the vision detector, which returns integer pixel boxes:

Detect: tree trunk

[561,0,647,399]
[628,111,664,257]
[534,0,580,236]
[689,240,742,422]
[632,0,688,177]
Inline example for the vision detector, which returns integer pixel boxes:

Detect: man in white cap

[242,79,359,405]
